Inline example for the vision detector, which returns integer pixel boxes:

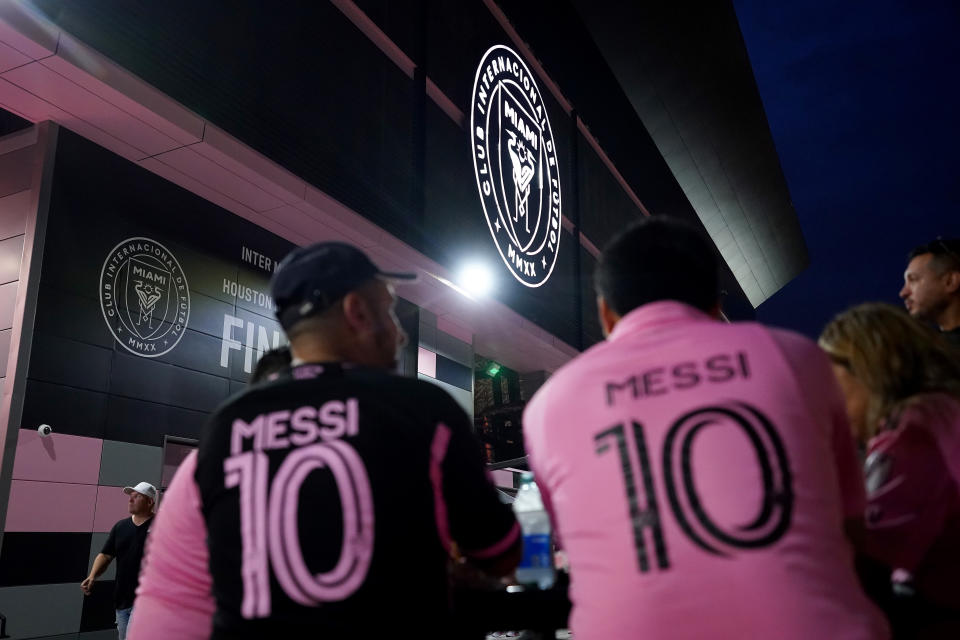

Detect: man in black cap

[130,242,520,639]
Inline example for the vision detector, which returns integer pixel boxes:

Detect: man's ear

[597,296,621,338]
[944,269,960,294]
[341,291,372,334]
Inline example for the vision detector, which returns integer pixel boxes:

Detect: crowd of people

[82,223,959,639]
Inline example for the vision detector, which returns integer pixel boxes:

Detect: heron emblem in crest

[99,237,191,357]
[471,45,563,288]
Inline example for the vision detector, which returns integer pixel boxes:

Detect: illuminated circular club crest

[99,237,191,357]
[471,45,562,288]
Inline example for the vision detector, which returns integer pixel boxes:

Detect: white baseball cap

[123,482,158,502]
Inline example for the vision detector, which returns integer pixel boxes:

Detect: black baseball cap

[271,242,416,330]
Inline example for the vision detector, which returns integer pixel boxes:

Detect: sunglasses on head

[934,236,960,262]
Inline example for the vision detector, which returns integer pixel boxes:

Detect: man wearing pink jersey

[523,218,889,639]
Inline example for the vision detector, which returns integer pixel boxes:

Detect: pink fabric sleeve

[831,396,867,519]
[522,388,562,549]
[863,412,955,571]
[128,450,215,640]
[771,328,865,518]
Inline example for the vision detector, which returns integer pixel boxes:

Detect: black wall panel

[105,396,208,447]
[578,133,646,250]
[579,247,604,346]
[79,578,117,631]
[0,532,91,586]
[20,380,108,440]
[29,334,113,394]
[108,351,229,414]
[353,0,423,65]
[174,292,236,341]
[426,0,507,116]
[33,286,115,349]
[153,329,234,379]
[436,354,472,392]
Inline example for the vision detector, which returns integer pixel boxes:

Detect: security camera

[37,424,52,437]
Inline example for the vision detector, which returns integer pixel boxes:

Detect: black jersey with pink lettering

[194,362,518,637]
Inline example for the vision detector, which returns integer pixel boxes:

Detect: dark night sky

[732,1,960,338]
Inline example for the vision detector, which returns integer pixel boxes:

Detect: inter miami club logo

[99,237,190,357]
[471,45,562,288]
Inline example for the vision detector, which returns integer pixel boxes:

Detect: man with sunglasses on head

[901,237,960,347]
[128,242,520,639]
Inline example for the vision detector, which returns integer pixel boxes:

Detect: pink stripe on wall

[0,327,9,378]
[0,281,17,330]
[4,480,97,532]
[330,0,417,78]
[580,234,601,259]
[0,190,30,241]
[436,316,472,344]
[417,347,437,378]
[12,428,103,484]
[93,485,132,532]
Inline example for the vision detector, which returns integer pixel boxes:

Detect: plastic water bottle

[513,472,555,590]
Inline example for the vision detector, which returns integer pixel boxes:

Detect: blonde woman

[820,303,960,637]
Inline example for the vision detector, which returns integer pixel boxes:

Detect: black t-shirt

[101,515,153,609]
[944,327,960,349]
[194,362,517,637]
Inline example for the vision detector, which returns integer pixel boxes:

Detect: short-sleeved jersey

[523,302,888,640]
[185,362,517,637]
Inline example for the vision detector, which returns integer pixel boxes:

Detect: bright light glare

[457,263,494,298]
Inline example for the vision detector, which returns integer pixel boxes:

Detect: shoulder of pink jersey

[763,324,822,354]
[891,394,960,460]
[898,392,960,420]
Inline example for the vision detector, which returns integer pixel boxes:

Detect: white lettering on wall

[241,246,280,273]
[223,278,275,312]
[220,313,286,374]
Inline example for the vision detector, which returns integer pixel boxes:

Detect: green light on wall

[486,362,502,377]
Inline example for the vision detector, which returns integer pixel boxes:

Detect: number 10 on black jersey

[224,440,375,618]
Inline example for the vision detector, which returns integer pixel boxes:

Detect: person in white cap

[81,481,157,639]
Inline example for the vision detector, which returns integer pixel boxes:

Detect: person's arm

[80,552,114,595]
[521,390,563,551]
[860,417,953,572]
[432,393,521,578]
[827,385,870,541]
[772,330,870,539]
[127,450,215,640]
[810,339,895,600]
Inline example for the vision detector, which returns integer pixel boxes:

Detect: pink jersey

[863,393,960,610]
[128,450,214,640]
[523,302,888,640]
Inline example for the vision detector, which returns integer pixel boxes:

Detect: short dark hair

[908,237,960,274]
[251,346,292,384]
[594,217,719,315]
